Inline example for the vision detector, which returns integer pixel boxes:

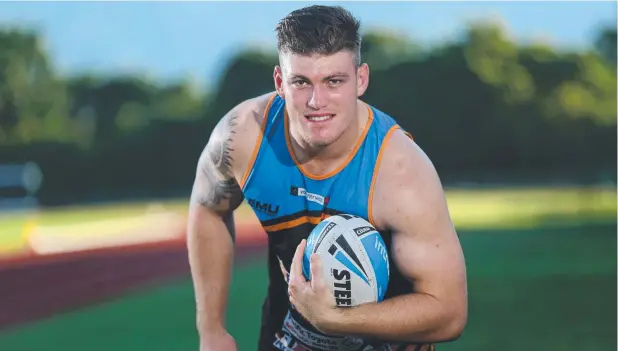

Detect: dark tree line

[0,22,615,205]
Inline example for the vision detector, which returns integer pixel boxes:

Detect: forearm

[327,292,462,343]
[187,208,236,335]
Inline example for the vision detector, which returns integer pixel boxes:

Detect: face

[274,50,369,149]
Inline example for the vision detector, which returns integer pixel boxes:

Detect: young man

[187,5,467,351]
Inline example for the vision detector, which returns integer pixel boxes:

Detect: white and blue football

[302,214,390,307]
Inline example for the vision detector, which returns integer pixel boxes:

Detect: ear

[273,65,285,99]
[356,63,370,97]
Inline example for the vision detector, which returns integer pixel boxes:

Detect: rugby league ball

[302,214,390,307]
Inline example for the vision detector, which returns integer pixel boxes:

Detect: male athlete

[187,5,467,351]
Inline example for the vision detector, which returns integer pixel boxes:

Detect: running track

[0,228,267,332]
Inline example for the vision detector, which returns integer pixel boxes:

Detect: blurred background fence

[0,2,616,351]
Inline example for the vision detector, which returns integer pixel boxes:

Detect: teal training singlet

[241,93,433,351]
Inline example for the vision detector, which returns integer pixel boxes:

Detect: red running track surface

[0,237,267,332]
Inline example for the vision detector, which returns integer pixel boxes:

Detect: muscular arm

[325,131,468,343]
[187,110,244,337]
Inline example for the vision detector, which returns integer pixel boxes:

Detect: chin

[305,132,341,148]
[307,139,333,148]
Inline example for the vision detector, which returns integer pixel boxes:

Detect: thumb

[309,253,325,290]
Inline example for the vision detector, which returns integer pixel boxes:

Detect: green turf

[1,221,615,351]
[439,222,617,351]
[1,187,616,255]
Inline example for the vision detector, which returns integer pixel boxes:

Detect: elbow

[441,313,467,342]
[412,302,467,343]
[399,305,467,344]
[436,307,467,342]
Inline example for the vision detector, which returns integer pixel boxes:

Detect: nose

[307,86,328,110]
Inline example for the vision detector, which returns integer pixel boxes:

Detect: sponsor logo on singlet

[290,186,330,206]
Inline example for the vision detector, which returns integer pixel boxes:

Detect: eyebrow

[289,72,350,81]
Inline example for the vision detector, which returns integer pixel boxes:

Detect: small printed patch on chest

[289,186,330,206]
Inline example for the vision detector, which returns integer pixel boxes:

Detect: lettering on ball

[374,236,388,264]
[332,269,352,307]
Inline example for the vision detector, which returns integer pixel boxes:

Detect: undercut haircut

[275,5,362,66]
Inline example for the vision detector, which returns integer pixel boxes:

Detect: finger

[290,239,307,283]
[277,256,289,283]
[309,253,325,291]
[288,240,307,295]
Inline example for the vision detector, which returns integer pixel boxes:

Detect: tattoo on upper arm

[210,114,237,178]
[195,112,244,211]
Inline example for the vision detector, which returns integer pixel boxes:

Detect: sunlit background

[0,1,616,351]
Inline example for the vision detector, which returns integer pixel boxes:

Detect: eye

[328,79,343,86]
[292,80,308,88]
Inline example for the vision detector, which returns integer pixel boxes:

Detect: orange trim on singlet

[239,93,277,190]
[284,104,374,181]
[262,215,325,232]
[367,124,400,227]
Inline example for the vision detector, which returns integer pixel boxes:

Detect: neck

[290,100,369,167]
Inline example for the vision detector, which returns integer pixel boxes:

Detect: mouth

[305,113,335,123]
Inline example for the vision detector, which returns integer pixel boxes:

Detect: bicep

[190,156,244,214]
[379,136,466,301]
[188,94,269,240]
[391,216,466,301]
[189,112,245,227]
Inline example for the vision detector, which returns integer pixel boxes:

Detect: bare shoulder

[191,92,276,213]
[231,92,274,143]
[200,92,275,179]
[229,93,275,184]
[370,129,451,235]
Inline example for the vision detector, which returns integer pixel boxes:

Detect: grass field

[0,220,615,351]
[0,186,616,350]
[1,186,616,256]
